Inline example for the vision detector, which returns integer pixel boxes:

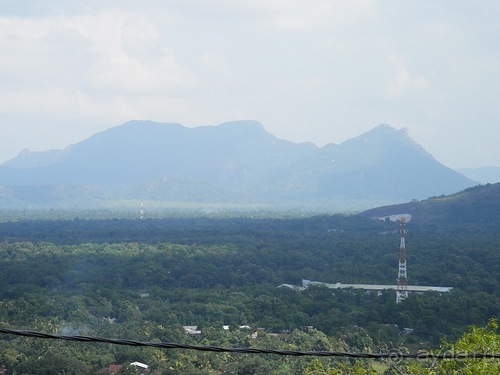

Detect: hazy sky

[1,0,499,168]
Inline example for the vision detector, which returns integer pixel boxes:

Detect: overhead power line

[0,328,499,360]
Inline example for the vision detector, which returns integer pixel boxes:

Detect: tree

[304,359,377,375]
[404,318,499,375]
[226,356,272,375]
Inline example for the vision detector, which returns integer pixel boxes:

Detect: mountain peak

[360,123,409,139]
[343,124,427,157]
[341,124,404,146]
[218,120,264,129]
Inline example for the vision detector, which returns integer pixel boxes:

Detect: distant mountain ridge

[1,120,316,185]
[0,120,477,210]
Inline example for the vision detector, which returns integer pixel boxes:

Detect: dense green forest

[0,213,498,374]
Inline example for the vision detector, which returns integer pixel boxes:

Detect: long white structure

[301,279,453,293]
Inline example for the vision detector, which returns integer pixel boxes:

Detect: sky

[0,0,499,169]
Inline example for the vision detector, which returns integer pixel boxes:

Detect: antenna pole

[139,200,144,220]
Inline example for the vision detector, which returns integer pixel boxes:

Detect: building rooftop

[302,279,452,293]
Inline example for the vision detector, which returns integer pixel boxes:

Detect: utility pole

[396,218,408,303]
[139,200,144,220]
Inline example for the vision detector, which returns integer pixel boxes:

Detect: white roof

[130,362,148,369]
[306,281,452,293]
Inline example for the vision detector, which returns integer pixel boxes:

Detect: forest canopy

[0,213,498,374]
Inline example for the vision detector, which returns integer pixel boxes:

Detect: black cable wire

[0,328,499,360]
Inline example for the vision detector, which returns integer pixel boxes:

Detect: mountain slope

[0,120,317,186]
[0,121,477,209]
[359,182,500,226]
[266,125,474,201]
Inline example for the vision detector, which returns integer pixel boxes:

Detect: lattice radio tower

[396,218,408,303]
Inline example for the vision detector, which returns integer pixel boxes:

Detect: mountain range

[0,120,478,210]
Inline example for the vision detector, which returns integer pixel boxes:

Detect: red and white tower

[396,218,408,303]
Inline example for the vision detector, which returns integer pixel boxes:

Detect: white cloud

[161,0,376,31]
[0,9,195,111]
[257,0,376,31]
[387,54,429,96]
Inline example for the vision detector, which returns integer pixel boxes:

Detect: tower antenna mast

[396,218,408,303]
